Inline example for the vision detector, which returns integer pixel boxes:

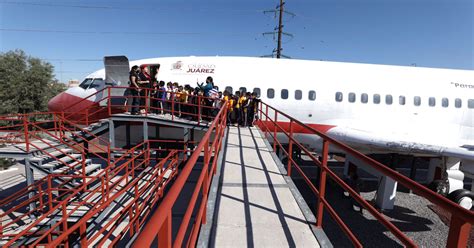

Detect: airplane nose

[48,93,67,112]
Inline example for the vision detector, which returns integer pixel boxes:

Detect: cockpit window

[89,79,104,88]
[79,78,94,89]
[79,78,104,89]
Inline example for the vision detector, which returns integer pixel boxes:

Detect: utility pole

[263,0,295,58]
[276,0,284,58]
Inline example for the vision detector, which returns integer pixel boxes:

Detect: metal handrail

[132,102,228,247]
[257,101,474,248]
[0,141,181,247]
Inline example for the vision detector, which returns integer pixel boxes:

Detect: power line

[0,1,261,13]
[44,58,102,62]
[0,1,131,9]
[0,28,251,36]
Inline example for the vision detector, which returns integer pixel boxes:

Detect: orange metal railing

[132,101,228,247]
[60,86,223,126]
[0,112,111,177]
[0,85,227,246]
[0,141,180,247]
[256,102,474,248]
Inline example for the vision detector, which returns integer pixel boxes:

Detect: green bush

[0,158,15,170]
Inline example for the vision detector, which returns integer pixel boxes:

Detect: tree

[0,49,66,114]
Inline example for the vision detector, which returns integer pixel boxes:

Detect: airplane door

[103,56,130,107]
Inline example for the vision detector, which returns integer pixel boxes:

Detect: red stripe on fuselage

[257,120,335,134]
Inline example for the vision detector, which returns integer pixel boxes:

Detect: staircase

[0,145,180,247]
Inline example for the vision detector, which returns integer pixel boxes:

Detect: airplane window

[335,92,343,102]
[253,88,261,97]
[239,87,247,93]
[281,89,289,99]
[414,96,421,106]
[429,97,436,107]
[295,90,302,100]
[348,92,356,103]
[455,98,462,108]
[361,93,368,103]
[79,78,94,89]
[267,88,275,99]
[308,90,316,101]
[442,98,449,107]
[399,96,406,105]
[468,99,474,109]
[225,86,233,94]
[373,94,381,104]
[441,97,449,108]
[385,95,393,105]
[89,79,104,89]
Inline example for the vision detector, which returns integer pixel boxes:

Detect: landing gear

[428,179,449,196]
[447,189,474,210]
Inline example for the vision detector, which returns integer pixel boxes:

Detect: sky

[0,0,472,82]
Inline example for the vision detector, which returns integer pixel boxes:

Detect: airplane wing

[328,126,474,161]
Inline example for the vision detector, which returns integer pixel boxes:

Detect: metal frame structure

[132,103,228,247]
[56,86,223,127]
[256,101,474,248]
[0,141,181,247]
[0,86,226,246]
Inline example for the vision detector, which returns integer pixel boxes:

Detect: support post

[25,158,36,211]
[446,215,471,248]
[158,212,172,248]
[143,120,149,141]
[264,105,269,139]
[376,176,398,210]
[109,119,115,149]
[343,156,350,178]
[107,87,111,116]
[273,111,277,151]
[287,120,293,176]
[202,172,209,224]
[80,223,87,247]
[23,115,29,152]
[316,140,329,227]
[183,128,190,161]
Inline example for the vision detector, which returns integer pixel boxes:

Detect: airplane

[48,56,474,210]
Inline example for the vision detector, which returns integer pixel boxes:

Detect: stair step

[84,163,101,175]
[63,163,101,176]
[40,154,84,169]
[89,123,102,128]
[49,159,91,173]
[29,148,73,162]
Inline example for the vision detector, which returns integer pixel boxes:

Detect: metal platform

[110,113,211,131]
[207,126,320,247]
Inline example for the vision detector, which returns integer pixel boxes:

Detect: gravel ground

[288,157,452,248]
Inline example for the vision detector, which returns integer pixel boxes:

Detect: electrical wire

[0,28,251,36]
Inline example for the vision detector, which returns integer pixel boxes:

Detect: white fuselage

[58,56,474,156]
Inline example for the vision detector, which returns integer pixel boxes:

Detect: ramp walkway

[209,126,319,247]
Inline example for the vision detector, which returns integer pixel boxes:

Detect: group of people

[126,65,259,126]
[224,91,260,127]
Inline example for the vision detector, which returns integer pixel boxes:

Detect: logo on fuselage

[171,61,183,70]
[451,82,474,89]
[186,63,216,74]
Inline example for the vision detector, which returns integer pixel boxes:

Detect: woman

[138,66,151,113]
[128,65,141,115]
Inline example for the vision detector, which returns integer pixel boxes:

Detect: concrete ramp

[207,126,320,247]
